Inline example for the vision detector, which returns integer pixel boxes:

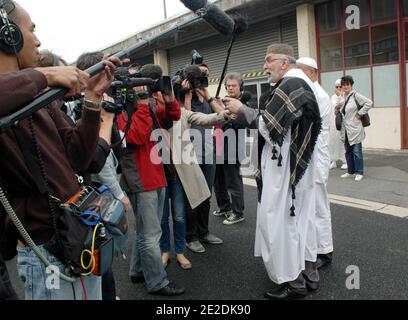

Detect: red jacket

[117,99,180,193]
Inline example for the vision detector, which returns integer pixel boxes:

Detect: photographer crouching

[116,64,185,296]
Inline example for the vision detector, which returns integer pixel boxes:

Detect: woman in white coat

[329,79,347,170]
[337,76,373,181]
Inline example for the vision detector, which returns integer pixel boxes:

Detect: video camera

[173,50,209,90]
[107,66,172,113]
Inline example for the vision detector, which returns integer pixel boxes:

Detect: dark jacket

[60,103,122,185]
[0,69,101,245]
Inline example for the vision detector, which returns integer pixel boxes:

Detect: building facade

[102,0,408,150]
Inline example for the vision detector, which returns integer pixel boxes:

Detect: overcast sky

[17,0,194,63]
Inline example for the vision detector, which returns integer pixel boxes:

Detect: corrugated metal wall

[168,11,298,78]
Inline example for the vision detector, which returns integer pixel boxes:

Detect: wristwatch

[84,99,101,109]
[207,97,215,104]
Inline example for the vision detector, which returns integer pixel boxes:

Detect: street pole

[163,0,167,19]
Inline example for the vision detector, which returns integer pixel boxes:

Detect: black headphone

[224,74,244,92]
[0,0,24,54]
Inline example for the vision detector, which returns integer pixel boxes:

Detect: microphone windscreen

[180,0,207,11]
[232,15,248,36]
[140,64,163,80]
[240,91,252,105]
[202,4,235,35]
[183,65,203,80]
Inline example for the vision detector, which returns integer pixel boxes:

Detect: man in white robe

[224,44,321,300]
[330,80,347,170]
[297,58,334,270]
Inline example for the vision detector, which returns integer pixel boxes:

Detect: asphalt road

[7,184,408,300]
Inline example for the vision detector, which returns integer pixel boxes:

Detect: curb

[242,178,408,219]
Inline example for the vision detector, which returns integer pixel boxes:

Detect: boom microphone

[232,14,248,36]
[180,0,207,11]
[140,64,163,80]
[240,91,252,105]
[201,4,235,35]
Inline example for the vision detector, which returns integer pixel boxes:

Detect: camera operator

[0,0,123,300]
[181,64,224,254]
[116,64,185,296]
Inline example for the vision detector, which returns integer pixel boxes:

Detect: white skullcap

[296,57,318,70]
[335,79,342,86]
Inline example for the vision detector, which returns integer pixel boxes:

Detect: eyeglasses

[335,86,342,88]
[264,56,284,64]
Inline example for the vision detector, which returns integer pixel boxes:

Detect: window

[242,81,272,110]
[320,35,343,70]
[404,0,408,17]
[317,0,401,108]
[344,28,370,66]
[373,64,400,107]
[406,23,408,60]
[261,83,272,95]
[371,0,397,23]
[372,23,399,64]
[243,84,258,109]
[317,0,342,33]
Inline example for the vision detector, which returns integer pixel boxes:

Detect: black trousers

[102,267,117,300]
[214,163,245,216]
[186,162,215,242]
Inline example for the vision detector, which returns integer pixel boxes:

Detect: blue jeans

[17,245,101,300]
[344,135,364,175]
[160,177,187,254]
[128,189,169,292]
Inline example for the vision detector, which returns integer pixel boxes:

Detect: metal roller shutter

[281,12,298,59]
[168,11,298,79]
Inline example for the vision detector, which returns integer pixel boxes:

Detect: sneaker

[355,174,363,181]
[213,209,233,217]
[329,161,337,169]
[341,173,354,178]
[223,213,245,225]
[340,163,348,170]
[200,233,223,245]
[186,240,206,253]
